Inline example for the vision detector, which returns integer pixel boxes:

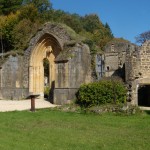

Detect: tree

[82,14,102,33]
[1,12,19,51]
[105,22,113,38]
[18,4,38,22]
[62,13,83,33]
[22,0,52,13]
[135,30,150,44]
[12,19,40,51]
[0,0,23,15]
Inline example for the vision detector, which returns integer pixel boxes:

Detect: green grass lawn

[0,109,150,150]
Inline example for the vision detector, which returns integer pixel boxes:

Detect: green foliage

[43,58,49,77]
[62,13,83,33]
[0,0,114,54]
[23,0,52,12]
[0,110,149,150]
[82,14,101,33]
[18,4,38,22]
[12,19,40,51]
[0,0,22,15]
[79,14,113,53]
[44,86,50,96]
[88,104,142,115]
[106,37,129,44]
[1,12,20,52]
[76,78,127,108]
[105,22,113,37]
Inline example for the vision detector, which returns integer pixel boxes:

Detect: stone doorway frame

[132,78,150,106]
[28,33,62,98]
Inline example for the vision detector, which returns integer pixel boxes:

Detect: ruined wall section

[54,43,91,104]
[104,42,129,78]
[138,41,150,77]
[23,22,75,89]
[126,41,150,82]
[125,45,140,82]
[105,42,129,53]
[124,42,150,105]
[104,52,119,77]
[0,55,28,99]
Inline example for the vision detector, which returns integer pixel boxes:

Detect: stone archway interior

[43,58,50,98]
[29,33,61,98]
[138,85,150,107]
[43,58,50,86]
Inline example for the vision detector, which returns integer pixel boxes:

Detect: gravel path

[0,99,57,112]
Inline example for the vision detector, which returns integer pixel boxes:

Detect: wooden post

[30,95,35,112]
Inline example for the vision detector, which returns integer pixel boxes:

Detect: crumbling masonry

[0,23,91,104]
[1,22,150,106]
[95,40,150,107]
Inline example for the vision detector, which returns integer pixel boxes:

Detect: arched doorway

[29,33,62,101]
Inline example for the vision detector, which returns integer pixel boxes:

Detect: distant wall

[104,42,128,79]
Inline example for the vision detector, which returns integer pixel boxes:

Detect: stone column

[35,66,38,94]
[49,63,51,87]
[64,63,69,88]
[39,65,44,98]
[29,66,33,93]
[50,63,55,87]
[33,66,36,93]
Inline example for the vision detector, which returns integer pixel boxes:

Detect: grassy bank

[0,109,149,150]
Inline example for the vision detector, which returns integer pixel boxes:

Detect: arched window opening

[107,66,110,71]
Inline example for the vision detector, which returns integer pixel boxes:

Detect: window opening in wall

[111,44,114,52]
[107,66,110,71]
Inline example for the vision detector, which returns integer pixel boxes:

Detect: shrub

[76,78,127,108]
[88,104,142,115]
[44,86,50,98]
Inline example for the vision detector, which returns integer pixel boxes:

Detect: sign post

[28,94,40,112]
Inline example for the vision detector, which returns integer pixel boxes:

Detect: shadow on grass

[144,110,150,115]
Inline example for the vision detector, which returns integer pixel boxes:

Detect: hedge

[76,78,127,107]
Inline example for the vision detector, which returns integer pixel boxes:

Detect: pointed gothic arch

[29,33,62,98]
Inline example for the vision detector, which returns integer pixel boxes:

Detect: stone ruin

[0,23,91,104]
[95,40,150,107]
[1,22,150,107]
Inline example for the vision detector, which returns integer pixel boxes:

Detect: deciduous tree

[12,19,40,51]
[23,0,52,12]
[0,0,23,15]
[135,30,150,44]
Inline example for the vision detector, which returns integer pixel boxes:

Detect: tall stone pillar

[29,66,33,94]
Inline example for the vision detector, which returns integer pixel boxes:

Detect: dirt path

[0,99,57,112]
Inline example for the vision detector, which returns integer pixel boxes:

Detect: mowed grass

[0,109,150,150]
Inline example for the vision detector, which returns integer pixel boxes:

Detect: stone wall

[104,42,129,79]
[0,22,91,104]
[0,55,28,99]
[104,52,119,77]
[139,41,150,77]
[54,43,91,104]
[125,45,140,81]
[125,41,150,105]
[23,23,73,89]
[95,55,105,80]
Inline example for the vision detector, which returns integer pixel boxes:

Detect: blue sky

[50,0,150,44]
